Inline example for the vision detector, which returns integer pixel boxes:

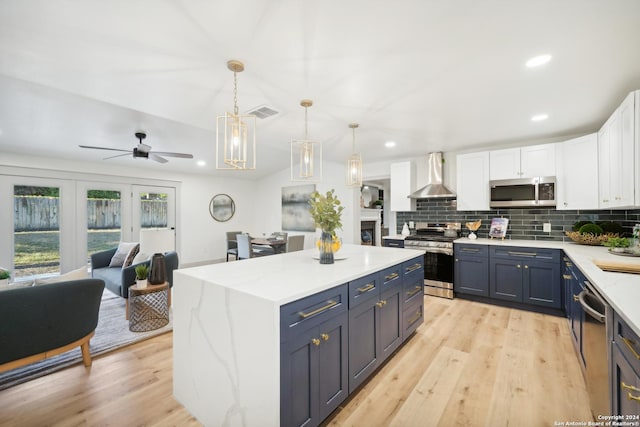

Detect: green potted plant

[603,236,630,252]
[0,268,10,286]
[372,199,383,209]
[134,264,149,288]
[309,189,344,264]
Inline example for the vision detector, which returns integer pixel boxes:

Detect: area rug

[0,289,172,391]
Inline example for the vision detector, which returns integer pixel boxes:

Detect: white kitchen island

[172,244,424,427]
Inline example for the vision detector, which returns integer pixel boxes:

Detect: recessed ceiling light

[526,54,552,68]
[531,114,549,122]
[197,160,207,167]
[385,141,396,148]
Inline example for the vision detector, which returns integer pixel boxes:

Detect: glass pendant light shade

[216,60,257,170]
[291,99,322,181]
[346,123,363,187]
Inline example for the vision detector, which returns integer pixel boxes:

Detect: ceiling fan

[79,132,194,164]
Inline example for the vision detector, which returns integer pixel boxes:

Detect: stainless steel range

[403,222,460,299]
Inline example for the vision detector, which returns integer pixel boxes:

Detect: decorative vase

[148,253,167,285]
[468,231,477,240]
[401,223,410,236]
[319,231,335,264]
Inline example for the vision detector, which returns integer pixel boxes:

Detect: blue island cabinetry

[279,255,424,427]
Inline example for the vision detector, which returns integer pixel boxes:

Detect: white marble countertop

[177,244,424,306]
[454,237,640,336]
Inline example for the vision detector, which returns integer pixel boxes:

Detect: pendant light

[291,99,322,181]
[346,123,362,187]
[216,60,256,170]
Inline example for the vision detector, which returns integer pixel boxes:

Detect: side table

[128,282,170,332]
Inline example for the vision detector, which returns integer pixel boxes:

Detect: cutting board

[594,259,640,274]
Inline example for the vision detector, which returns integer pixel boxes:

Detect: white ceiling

[1,0,640,178]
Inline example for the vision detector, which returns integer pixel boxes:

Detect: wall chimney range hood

[408,152,456,199]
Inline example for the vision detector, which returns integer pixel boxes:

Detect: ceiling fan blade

[103,153,132,160]
[149,153,169,163]
[79,145,130,153]
[153,151,194,159]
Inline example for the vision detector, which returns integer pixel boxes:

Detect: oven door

[423,249,454,299]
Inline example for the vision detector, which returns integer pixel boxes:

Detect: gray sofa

[0,278,105,372]
[90,249,178,299]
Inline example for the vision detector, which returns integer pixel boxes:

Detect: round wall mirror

[209,194,235,222]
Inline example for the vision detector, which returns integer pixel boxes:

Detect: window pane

[87,189,121,259]
[14,185,60,278]
[140,192,168,229]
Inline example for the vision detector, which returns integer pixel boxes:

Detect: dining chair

[236,234,269,259]
[287,235,305,252]
[226,231,242,262]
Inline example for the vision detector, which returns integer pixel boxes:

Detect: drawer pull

[376,300,387,308]
[628,392,640,403]
[385,272,399,281]
[311,338,320,346]
[407,310,422,325]
[407,286,422,298]
[461,248,480,252]
[622,337,640,360]
[357,283,375,293]
[406,263,422,272]
[562,274,572,279]
[508,251,537,257]
[299,300,338,319]
[388,242,401,247]
[622,382,640,393]
[321,333,330,341]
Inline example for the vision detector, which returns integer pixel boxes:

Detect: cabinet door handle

[311,338,320,346]
[573,294,580,302]
[622,337,640,360]
[406,263,422,272]
[622,382,640,393]
[517,264,521,269]
[407,310,422,325]
[299,300,338,319]
[385,272,399,281]
[321,333,330,341]
[563,274,572,279]
[524,265,528,269]
[508,251,537,257]
[357,283,375,293]
[627,392,640,403]
[407,286,422,298]
[376,300,387,308]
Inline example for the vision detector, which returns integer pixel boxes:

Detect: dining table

[250,237,287,254]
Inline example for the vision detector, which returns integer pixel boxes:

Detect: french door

[132,185,176,255]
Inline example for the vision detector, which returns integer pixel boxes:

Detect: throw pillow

[132,251,149,265]
[122,243,141,269]
[34,266,89,285]
[109,241,139,267]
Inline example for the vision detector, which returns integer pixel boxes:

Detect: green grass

[13,230,121,277]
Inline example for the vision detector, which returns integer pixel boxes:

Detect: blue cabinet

[569,272,585,366]
[611,312,640,416]
[280,285,348,427]
[454,244,489,297]
[281,256,424,426]
[489,246,562,309]
[401,257,424,338]
[348,265,403,393]
[562,256,574,321]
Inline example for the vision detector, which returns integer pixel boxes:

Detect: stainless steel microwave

[489,176,556,208]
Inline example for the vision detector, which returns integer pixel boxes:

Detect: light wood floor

[0,297,593,427]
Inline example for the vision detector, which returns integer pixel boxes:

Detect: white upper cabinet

[556,134,599,210]
[456,151,490,211]
[489,144,556,180]
[390,161,416,211]
[598,91,637,208]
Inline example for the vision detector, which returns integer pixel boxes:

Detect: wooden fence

[14,196,167,231]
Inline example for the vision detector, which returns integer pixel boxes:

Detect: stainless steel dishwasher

[577,280,609,418]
